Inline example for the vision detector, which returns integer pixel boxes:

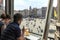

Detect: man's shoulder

[7,22,20,30]
[8,22,18,27]
[0,21,4,27]
[0,21,4,24]
[7,23,16,28]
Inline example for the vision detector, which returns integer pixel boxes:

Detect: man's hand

[17,36,25,40]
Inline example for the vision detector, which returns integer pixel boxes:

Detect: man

[1,13,25,40]
[0,13,6,31]
[0,14,11,39]
[0,14,11,31]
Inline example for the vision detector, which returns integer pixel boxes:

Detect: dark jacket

[1,22,21,40]
[0,21,4,28]
[0,21,4,38]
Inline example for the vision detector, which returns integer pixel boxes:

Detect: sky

[3,0,57,10]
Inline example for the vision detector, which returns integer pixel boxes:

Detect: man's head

[13,13,23,25]
[1,14,11,24]
[0,14,6,20]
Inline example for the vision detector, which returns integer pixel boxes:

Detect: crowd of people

[0,13,25,40]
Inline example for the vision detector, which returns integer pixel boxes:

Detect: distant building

[37,9,42,18]
[18,10,25,16]
[29,6,32,16]
[14,10,19,14]
[23,9,29,17]
[41,7,47,18]
[32,8,38,16]
[29,7,38,17]
[41,7,55,19]
[14,7,56,18]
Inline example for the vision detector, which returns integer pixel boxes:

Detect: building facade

[41,7,47,19]
[37,9,42,18]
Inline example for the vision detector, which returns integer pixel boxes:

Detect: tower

[29,6,32,16]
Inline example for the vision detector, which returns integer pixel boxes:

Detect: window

[2,0,58,40]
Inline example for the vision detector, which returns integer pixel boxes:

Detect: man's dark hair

[0,14,6,19]
[5,14,11,19]
[1,14,11,19]
[13,13,23,22]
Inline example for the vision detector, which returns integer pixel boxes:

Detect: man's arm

[17,35,25,40]
[17,30,25,40]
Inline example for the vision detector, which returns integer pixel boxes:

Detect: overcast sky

[3,0,57,10]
